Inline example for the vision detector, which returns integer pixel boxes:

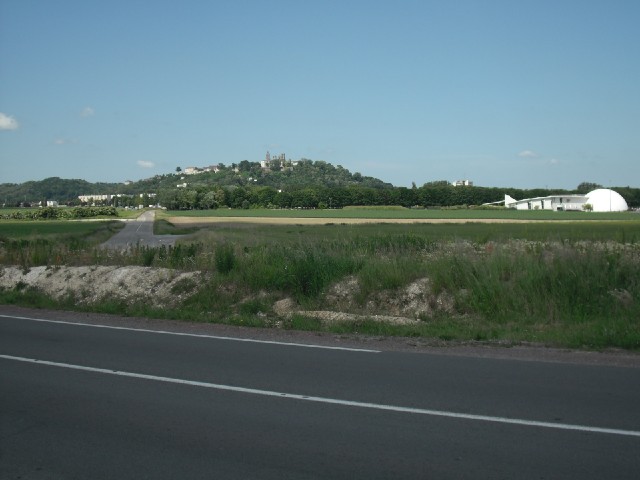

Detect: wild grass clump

[346,233,438,255]
[235,244,363,300]
[356,257,425,302]
[214,243,236,274]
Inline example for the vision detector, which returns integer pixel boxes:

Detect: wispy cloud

[0,112,19,130]
[517,150,538,158]
[517,149,560,165]
[80,106,95,117]
[53,138,77,145]
[137,160,155,168]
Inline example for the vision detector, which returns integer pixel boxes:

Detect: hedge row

[0,206,118,220]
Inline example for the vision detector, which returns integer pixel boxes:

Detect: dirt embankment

[0,266,450,326]
[0,265,204,308]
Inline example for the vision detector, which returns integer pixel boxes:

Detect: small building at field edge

[505,189,628,212]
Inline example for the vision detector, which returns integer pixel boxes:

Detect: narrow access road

[1,309,639,479]
[100,210,182,249]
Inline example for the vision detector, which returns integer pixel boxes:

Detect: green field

[161,207,640,221]
[0,220,123,266]
[0,220,122,239]
[167,220,640,245]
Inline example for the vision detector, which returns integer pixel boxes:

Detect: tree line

[0,206,118,220]
[155,183,640,210]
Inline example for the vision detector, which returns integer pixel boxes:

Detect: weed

[141,247,156,266]
[214,243,236,274]
[170,277,197,295]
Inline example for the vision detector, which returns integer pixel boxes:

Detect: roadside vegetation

[1,209,639,351]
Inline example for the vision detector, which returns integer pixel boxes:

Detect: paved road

[100,210,182,249]
[1,310,639,479]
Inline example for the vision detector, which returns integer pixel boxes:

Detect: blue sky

[1,0,638,189]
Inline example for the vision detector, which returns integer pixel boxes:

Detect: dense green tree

[199,191,219,209]
[423,180,450,187]
[576,182,603,193]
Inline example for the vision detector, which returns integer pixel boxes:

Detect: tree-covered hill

[0,177,121,206]
[0,160,391,206]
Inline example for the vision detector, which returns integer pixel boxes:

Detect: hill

[0,177,122,206]
[0,160,391,206]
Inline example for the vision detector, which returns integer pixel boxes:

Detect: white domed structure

[585,189,628,212]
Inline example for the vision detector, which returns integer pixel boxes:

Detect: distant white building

[77,193,132,204]
[452,179,473,187]
[78,194,112,203]
[504,189,628,212]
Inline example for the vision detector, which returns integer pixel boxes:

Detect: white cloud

[137,160,155,168]
[0,112,19,130]
[548,158,559,165]
[80,107,95,117]
[518,150,538,158]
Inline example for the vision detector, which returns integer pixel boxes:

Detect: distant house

[452,179,473,187]
[78,194,112,203]
[46,200,59,207]
[77,193,131,204]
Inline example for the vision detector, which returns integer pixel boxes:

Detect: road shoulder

[1,305,638,368]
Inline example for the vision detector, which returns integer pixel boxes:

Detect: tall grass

[0,221,123,268]
[232,243,362,300]
[428,244,640,322]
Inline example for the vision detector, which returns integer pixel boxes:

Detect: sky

[1,0,638,189]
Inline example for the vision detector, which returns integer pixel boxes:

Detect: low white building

[452,179,473,187]
[504,189,628,212]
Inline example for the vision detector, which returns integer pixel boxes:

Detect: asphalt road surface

[1,309,639,479]
[100,210,181,249]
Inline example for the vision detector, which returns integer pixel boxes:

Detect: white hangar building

[504,188,628,212]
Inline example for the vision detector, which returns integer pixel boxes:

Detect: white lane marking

[0,314,380,353]
[2,354,639,438]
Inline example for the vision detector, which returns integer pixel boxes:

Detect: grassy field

[1,211,639,351]
[0,220,123,266]
[0,220,122,238]
[160,207,640,221]
[158,219,640,245]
